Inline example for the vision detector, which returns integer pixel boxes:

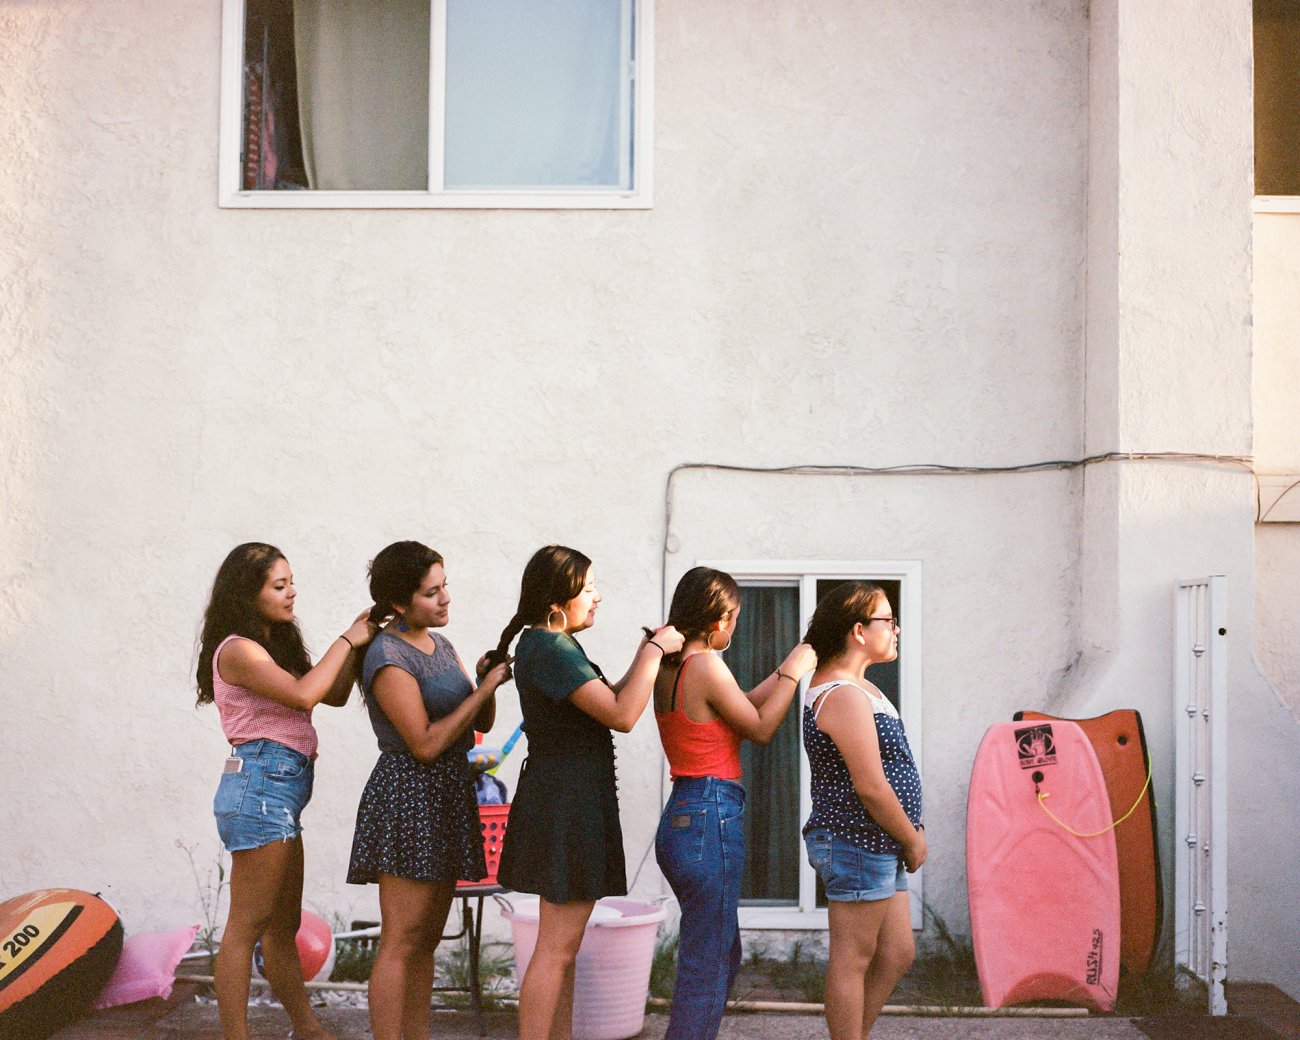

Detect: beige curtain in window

[294,0,430,190]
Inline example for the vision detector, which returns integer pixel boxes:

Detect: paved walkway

[50,982,1300,1040]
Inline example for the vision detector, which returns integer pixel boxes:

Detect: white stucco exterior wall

[1082,0,1300,998]
[0,0,1087,937]
[2,0,1295,1001]
[1253,214,1300,718]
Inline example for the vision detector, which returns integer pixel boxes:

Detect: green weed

[437,939,517,1009]
[176,840,229,974]
[329,935,378,984]
[898,901,981,1010]
[649,931,679,1000]
[762,937,826,1004]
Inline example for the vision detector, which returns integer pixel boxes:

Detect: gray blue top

[361,631,475,757]
[802,680,923,854]
[514,627,612,758]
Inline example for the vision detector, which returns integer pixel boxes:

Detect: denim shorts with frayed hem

[804,829,907,902]
[214,739,314,853]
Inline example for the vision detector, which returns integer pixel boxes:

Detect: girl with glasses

[802,582,924,1040]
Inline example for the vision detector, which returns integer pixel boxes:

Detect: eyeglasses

[863,616,900,632]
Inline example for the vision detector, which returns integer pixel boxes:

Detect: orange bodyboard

[1015,709,1161,976]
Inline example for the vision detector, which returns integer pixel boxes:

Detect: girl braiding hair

[488,544,592,664]
[494,544,682,1040]
[651,567,815,1040]
[345,539,510,1040]
[197,542,375,1040]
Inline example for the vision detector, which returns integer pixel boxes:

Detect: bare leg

[258,839,333,1039]
[824,899,892,1040]
[215,838,332,1040]
[367,874,457,1040]
[860,893,915,1035]
[550,959,576,1040]
[517,899,594,1040]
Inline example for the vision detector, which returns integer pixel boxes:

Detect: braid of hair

[662,618,710,667]
[487,610,526,668]
[367,602,391,626]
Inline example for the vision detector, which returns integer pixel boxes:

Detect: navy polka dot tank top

[802,680,923,854]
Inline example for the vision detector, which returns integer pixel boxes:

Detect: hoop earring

[707,629,732,653]
[546,607,568,633]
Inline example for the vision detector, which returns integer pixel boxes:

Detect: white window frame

[218,0,654,209]
[1254,197,1300,213]
[699,559,924,932]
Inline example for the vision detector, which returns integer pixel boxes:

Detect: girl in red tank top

[652,567,816,1040]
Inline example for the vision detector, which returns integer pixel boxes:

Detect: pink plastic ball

[251,909,336,982]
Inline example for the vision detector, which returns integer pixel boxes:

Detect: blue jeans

[655,776,745,1040]
[213,739,314,853]
[804,829,907,902]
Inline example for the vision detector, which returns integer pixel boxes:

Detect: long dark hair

[665,566,739,665]
[367,541,445,626]
[490,545,592,664]
[802,581,886,661]
[195,542,312,706]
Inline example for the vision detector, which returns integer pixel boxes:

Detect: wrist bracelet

[648,640,665,655]
[340,634,355,651]
[775,669,797,684]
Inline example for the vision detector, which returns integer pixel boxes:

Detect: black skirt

[497,752,626,903]
[347,750,486,885]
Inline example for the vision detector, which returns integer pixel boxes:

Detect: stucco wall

[1082,0,1300,998]
[1250,206,1300,988]
[0,0,1088,945]
[1253,214,1300,719]
[6,0,1296,1003]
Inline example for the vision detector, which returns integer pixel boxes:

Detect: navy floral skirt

[347,750,486,885]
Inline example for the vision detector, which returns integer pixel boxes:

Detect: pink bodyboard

[966,720,1120,1011]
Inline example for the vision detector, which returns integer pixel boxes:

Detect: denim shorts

[804,830,907,902]
[213,739,314,853]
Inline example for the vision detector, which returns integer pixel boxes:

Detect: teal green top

[514,628,612,758]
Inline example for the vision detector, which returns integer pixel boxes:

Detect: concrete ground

[45,982,1298,1040]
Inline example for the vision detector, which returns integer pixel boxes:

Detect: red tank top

[654,654,743,781]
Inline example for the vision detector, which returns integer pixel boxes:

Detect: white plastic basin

[498,896,667,1040]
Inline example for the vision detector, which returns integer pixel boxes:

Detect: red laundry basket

[459,804,509,887]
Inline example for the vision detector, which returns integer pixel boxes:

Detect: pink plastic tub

[498,896,667,1040]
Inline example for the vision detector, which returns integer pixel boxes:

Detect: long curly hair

[195,542,311,706]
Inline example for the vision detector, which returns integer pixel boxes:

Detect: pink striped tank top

[213,634,318,758]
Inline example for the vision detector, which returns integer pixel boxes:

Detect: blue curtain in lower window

[733,584,801,904]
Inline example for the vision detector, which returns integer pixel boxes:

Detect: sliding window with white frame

[700,560,924,931]
[219,0,652,208]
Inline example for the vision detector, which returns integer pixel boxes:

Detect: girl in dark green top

[493,545,682,1040]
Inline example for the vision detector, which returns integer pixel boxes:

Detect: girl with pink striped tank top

[196,542,376,1040]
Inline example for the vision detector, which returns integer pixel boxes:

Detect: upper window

[220,0,652,209]
[1255,0,1300,203]
[700,560,924,931]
